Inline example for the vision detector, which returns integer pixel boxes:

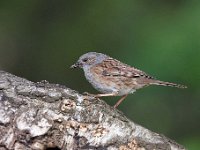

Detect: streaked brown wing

[100,58,154,79]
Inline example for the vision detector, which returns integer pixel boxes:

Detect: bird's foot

[82,92,97,99]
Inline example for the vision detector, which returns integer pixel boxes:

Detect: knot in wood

[60,99,76,112]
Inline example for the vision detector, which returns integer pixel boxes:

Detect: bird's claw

[82,92,97,99]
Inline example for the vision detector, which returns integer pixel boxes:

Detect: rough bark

[0,70,185,150]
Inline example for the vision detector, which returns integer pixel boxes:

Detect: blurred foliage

[0,0,199,149]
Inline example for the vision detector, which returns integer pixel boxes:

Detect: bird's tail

[150,80,187,89]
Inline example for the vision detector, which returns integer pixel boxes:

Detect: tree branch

[0,70,185,150]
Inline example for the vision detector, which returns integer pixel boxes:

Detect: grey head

[71,52,108,69]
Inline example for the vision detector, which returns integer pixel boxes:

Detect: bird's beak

[70,62,81,68]
[70,63,78,68]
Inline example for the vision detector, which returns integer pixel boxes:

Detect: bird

[71,52,187,108]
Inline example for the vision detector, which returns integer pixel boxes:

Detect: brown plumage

[71,52,187,108]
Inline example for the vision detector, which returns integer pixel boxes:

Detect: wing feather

[100,58,154,79]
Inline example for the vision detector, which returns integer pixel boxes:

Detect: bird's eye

[82,58,89,62]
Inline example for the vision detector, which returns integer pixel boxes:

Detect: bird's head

[71,52,108,69]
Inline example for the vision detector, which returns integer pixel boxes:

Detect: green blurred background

[0,0,199,149]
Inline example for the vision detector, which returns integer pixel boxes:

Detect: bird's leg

[83,92,118,100]
[83,92,95,96]
[84,92,128,108]
[113,94,128,108]
[95,93,118,97]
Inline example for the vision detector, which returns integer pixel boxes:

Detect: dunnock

[71,52,186,108]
